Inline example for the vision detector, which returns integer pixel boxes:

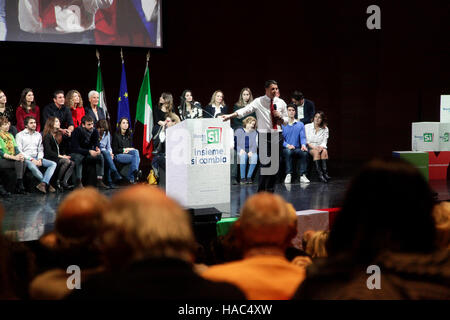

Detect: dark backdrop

[1,0,449,175]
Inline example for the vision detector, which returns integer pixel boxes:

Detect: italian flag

[96,61,110,120]
[136,66,153,159]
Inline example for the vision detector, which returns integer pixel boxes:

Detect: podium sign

[440,95,450,123]
[166,119,231,214]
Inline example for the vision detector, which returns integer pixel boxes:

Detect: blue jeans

[101,150,121,183]
[283,148,308,175]
[239,151,258,179]
[25,157,57,184]
[115,149,140,181]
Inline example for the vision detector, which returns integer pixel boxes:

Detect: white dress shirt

[305,123,329,148]
[235,95,288,132]
[16,129,44,160]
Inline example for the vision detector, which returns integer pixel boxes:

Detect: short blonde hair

[237,192,295,248]
[242,116,257,128]
[100,185,197,269]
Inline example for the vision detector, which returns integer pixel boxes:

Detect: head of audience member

[96,119,109,138]
[117,117,131,136]
[210,90,225,107]
[88,90,100,109]
[0,90,7,107]
[180,89,193,104]
[44,187,108,267]
[302,230,316,251]
[291,91,304,106]
[81,115,94,132]
[312,111,327,128]
[24,116,37,133]
[98,185,197,270]
[159,92,174,112]
[19,88,36,112]
[53,90,65,108]
[0,116,10,133]
[432,202,450,249]
[287,103,297,120]
[305,231,329,258]
[242,116,256,131]
[327,158,437,264]
[236,87,253,108]
[66,90,83,110]
[234,192,297,257]
[264,80,279,99]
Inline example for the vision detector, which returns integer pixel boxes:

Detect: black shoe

[0,185,11,197]
[246,178,253,184]
[240,178,247,185]
[314,160,328,183]
[321,159,331,181]
[232,179,239,185]
[61,182,74,191]
[133,170,142,182]
[108,183,119,189]
[14,179,27,194]
[97,179,108,189]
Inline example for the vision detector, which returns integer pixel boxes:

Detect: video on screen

[0,0,162,48]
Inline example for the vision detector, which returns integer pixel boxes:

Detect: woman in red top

[16,88,40,132]
[66,90,85,128]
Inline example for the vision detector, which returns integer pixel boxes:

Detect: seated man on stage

[282,104,309,184]
[42,90,74,137]
[70,115,107,189]
[16,116,57,193]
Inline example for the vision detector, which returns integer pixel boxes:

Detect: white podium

[165,119,232,214]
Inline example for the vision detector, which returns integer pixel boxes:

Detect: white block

[439,122,450,151]
[412,122,440,151]
[166,119,231,214]
[291,210,329,249]
[440,95,450,123]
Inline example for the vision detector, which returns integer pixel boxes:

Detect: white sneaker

[284,173,292,184]
[300,174,310,183]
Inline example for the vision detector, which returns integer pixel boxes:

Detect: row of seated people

[231,107,330,186]
[0,158,449,300]
[0,115,141,196]
[0,88,107,136]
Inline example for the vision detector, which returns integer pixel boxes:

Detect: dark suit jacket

[296,99,316,125]
[66,257,246,300]
[203,105,228,118]
[84,106,106,125]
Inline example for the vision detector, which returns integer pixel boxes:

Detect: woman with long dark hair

[42,117,75,192]
[305,111,330,183]
[16,88,40,132]
[112,117,141,184]
[177,89,203,120]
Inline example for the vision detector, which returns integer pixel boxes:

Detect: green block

[216,217,238,237]
[392,151,429,181]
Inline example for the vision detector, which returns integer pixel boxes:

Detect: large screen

[0,0,162,48]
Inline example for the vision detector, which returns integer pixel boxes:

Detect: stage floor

[1,178,449,242]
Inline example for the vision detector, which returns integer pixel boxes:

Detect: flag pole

[120,48,124,64]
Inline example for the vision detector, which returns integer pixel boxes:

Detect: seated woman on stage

[16,88,41,132]
[97,119,122,189]
[66,90,85,128]
[154,92,174,127]
[151,113,180,180]
[0,90,18,136]
[177,89,203,121]
[112,117,141,184]
[204,90,228,118]
[0,116,26,194]
[305,111,330,183]
[231,87,256,130]
[84,90,106,125]
[234,116,258,184]
[42,117,75,192]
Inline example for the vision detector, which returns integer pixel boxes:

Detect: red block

[428,151,450,180]
[318,207,341,229]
